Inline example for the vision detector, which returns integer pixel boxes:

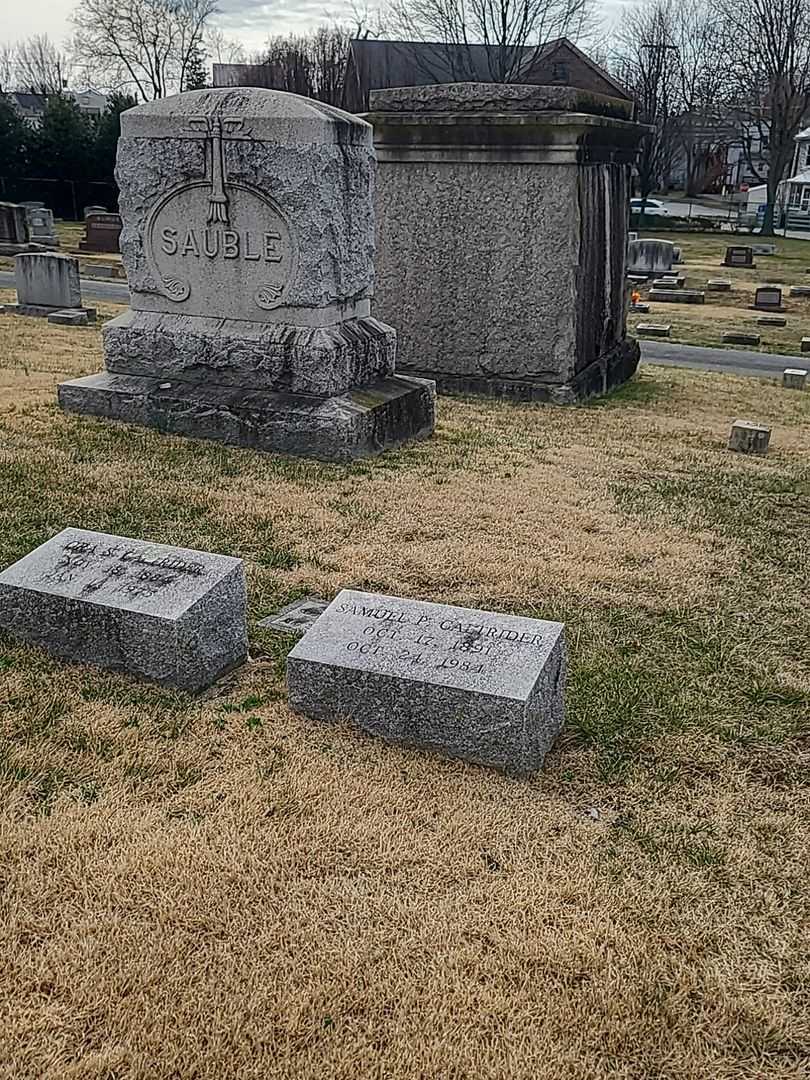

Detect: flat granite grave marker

[0,528,247,691]
[287,589,566,775]
[59,87,435,461]
[78,211,122,253]
[728,420,770,454]
[753,285,783,311]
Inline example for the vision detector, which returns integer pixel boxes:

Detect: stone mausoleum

[59,88,435,461]
[366,83,648,402]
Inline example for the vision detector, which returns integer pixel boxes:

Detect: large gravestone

[627,238,676,276]
[366,83,648,403]
[0,202,29,253]
[2,252,95,320]
[287,590,566,775]
[59,88,435,461]
[0,528,247,691]
[723,246,755,268]
[78,211,122,253]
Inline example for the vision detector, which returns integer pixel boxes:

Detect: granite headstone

[59,87,436,461]
[0,528,247,691]
[78,211,122,253]
[287,589,566,775]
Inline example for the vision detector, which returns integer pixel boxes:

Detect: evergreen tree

[94,92,137,180]
[182,45,209,90]
[0,94,31,180]
[28,94,94,183]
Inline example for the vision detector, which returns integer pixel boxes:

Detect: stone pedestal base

[398,338,640,403]
[2,303,96,321]
[58,372,436,463]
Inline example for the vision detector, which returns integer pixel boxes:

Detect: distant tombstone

[706,279,731,291]
[0,528,247,691]
[2,252,95,321]
[723,331,760,346]
[723,245,755,268]
[627,238,675,275]
[59,87,436,462]
[648,288,705,304]
[0,202,29,251]
[751,243,776,256]
[636,323,671,336]
[19,200,45,210]
[782,367,807,389]
[728,420,770,454]
[23,205,59,248]
[84,205,107,218]
[789,285,810,297]
[78,211,122,253]
[287,589,566,776]
[753,285,783,311]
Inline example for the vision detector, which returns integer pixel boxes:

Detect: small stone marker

[753,285,783,311]
[706,279,731,291]
[648,289,705,304]
[47,310,89,326]
[757,314,786,327]
[723,332,760,346]
[2,252,95,321]
[286,590,566,775]
[259,596,329,635]
[0,528,247,691]
[782,368,807,390]
[723,245,755,268]
[728,420,770,455]
[801,337,810,352]
[752,243,776,256]
[79,211,122,254]
[630,302,650,314]
[636,323,671,337]
[789,285,810,297]
[650,277,680,290]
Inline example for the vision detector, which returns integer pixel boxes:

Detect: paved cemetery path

[1,271,805,381]
[641,340,806,379]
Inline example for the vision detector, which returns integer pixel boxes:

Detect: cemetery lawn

[630,230,810,355]
[1,299,809,1080]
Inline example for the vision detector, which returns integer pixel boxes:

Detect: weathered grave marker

[0,528,247,691]
[23,205,59,248]
[723,246,755,268]
[78,211,122,254]
[287,589,566,775]
[0,201,29,253]
[636,323,671,337]
[757,315,786,326]
[723,332,760,346]
[648,288,705,304]
[706,279,731,291]
[59,88,435,461]
[627,238,676,276]
[789,285,810,297]
[2,252,95,321]
[782,368,807,390]
[728,420,770,454]
[753,285,783,311]
[259,596,329,635]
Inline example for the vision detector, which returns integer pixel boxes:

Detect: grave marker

[723,246,755,268]
[0,528,247,691]
[287,590,566,775]
[753,285,783,311]
[59,88,435,461]
[79,211,122,254]
[728,420,770,455]
[782,368,807,389]
[2,252,95,321]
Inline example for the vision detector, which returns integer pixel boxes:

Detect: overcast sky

[4,0,629,64]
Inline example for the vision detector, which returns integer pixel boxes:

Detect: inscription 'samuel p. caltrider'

[287,590,566,775]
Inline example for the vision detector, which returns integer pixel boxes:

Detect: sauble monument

[59,89,436,461]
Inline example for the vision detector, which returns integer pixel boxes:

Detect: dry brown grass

[0,307,808,1079]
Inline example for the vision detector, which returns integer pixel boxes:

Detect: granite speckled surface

[287,590,566,775]
[0,528,247,691]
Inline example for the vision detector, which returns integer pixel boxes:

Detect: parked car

[630,198,669,215]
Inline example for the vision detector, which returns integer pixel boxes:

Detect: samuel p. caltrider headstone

[287,590,566,775]
[0,528,247,691]
[59,88,436,462]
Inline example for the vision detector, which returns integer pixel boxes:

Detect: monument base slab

[2,303,96,321]
[58,372,436,462]
[104,309,397,396]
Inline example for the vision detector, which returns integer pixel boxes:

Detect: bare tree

[0,43,15,92]
[11,34,72,93]
[387,0,594,83]
[70,0,218,100]
[613,0,681,203]
[244,26,352,106]
[205,27,246,65]
[718,0,810,234]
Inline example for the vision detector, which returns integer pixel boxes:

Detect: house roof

[785,169,810,185]
[11,92,46,112]
[346,37,631,101]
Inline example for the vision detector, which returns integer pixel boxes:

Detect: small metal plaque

[258,596,329,635]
